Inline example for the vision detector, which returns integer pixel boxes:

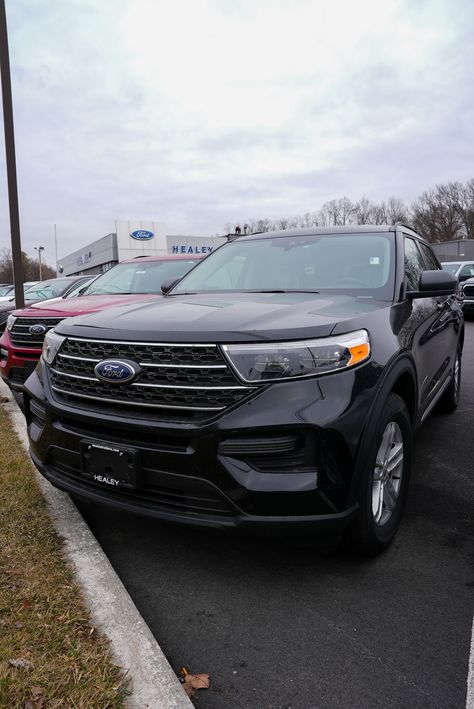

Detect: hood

[0,295,50,314]
[56,292,391,343]
[11,293,161,318]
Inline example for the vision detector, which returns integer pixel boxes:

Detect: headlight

[6,314,16,331]
[222,329,370,383]
[42,329,66,365]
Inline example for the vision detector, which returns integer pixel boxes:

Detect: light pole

[34,246,44,281]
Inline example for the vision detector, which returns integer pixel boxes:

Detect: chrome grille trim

[13,341,45,347]
[50,368,97,381]
[50,386,225,411]
[10,316,65,347]
[51,367,247,390]
[58,353,101,363]
[67,336,218,347]
[139,362,227,369]
[57,354,227,369]
[49,336,255,416]
[132,382,247,391]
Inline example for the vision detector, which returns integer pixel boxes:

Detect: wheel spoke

[372,481,384,523]
[377,423,395,466]
[383,479,398,511]
[386,443,403,474]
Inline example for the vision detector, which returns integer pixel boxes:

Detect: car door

[403,237,457,419]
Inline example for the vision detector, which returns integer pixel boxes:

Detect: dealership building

[58,220,229,276]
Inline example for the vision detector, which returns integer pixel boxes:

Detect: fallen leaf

[179,666,210,698]
[182,682,195,698]
[184,673,210,690]
[9,657,35,671]
[183,673,210,697]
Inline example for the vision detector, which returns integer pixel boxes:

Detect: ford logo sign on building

[29,324,47,336]
[94,360,140,384]
[130,230,154,241]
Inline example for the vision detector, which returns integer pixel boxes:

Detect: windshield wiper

[246,289,320,294]
[167,291,198,296]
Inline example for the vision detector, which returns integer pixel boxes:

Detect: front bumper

[25,359,379,537]
[0,330,41,390]
[461,298,474,314]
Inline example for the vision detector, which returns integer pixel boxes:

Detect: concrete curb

[1,379,193,709]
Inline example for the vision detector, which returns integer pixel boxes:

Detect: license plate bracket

[80,440,138,489]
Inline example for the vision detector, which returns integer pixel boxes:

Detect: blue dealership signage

[130,230,154,241]
[172,245,214,254]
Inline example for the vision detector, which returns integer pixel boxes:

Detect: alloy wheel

[372,421,404,526]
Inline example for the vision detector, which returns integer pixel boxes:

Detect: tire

[348,393,412,557]
[437,348,461,413]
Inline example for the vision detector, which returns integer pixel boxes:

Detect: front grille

[49,336,255,417]
[463,285,474,298]
[10,317,64,347]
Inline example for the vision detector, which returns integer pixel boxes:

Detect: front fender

[347,355,418,508]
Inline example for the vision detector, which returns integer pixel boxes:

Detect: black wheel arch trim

[347,354,417,508]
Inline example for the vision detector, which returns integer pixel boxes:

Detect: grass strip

[0,403,130,708]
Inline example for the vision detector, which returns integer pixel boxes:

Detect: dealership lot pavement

[75,322,474,708]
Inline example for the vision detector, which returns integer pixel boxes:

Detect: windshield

[0,286,13,296]
[172,233,395,300]
[83,259,199,295]
[24,278,79,300]
[441,263,461,274]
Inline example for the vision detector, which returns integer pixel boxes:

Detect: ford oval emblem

[130,229,154,240]
[94,359,141,384]
[29,324,47,335]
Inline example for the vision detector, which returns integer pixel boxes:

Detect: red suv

[0,254,201,390]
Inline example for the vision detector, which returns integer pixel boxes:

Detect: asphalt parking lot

[71,322,473,708]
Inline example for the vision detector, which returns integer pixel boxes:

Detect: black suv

[24,226,463,555]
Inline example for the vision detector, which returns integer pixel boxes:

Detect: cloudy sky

[1,0,473,266]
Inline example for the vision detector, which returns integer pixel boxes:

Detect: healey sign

[172,245,214,254]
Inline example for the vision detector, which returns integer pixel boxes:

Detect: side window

[404,238,425,290]
[458,264,474,281]
[418,242,440,271]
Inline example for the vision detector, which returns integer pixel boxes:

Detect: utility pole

[54,223,58,275]
[0,0,25,307]
[34,245,44,280]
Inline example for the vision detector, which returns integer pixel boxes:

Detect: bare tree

[386,196,409,224]
[456,179,474,239]
[224,177,474,242]
[0,248,56,283]
[353,196,375,224]
[411,183,463,242]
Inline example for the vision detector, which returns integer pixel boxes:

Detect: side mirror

[161,277,181,295]
[407,270,458,299]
